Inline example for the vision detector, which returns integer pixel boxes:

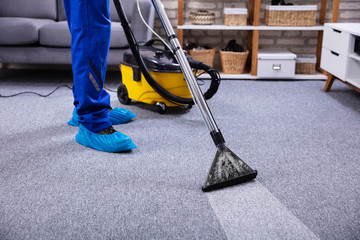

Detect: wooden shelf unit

[177,0,341,80]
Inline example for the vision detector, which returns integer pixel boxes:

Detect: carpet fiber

[0,69,359,239]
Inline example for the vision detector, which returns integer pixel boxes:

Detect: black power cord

[0,85,72,98]
[0,85,117,98]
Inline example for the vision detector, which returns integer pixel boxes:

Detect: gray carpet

[0,69,359,240]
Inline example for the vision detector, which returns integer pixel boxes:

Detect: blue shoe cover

[109,107,137,125]
[68,107,136,127]
[76,124,136,152]
[68,108,80,126]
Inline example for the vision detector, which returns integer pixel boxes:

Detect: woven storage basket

[189,10,215,25]
[220,50,249,74]
[224,8,248,26]
[295,54,316,74]
[264,5,317,26]
[189,48,216,67]
[295,63,316,74]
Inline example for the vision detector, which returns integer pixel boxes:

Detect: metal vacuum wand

[151,0,257,191]
[151,0,225,147]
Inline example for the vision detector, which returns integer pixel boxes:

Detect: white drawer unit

[323,25,351,56]
[320,47,348,80]
[257,50,296,79]
[321,23,360,91]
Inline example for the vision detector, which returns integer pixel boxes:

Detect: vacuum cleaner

[114,0,257,191]
[119,39,220,113]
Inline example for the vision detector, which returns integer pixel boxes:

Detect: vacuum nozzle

[202,146,257,192]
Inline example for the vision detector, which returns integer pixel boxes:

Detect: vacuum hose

[114,0,220,105]
[186,57,221,101]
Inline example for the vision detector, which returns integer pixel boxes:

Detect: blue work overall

[63,0,112,133]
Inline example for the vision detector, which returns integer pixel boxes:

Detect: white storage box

[257,50,297,79]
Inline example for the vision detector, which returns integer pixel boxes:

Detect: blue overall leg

[63,0,136,152]
[63,0,112,133]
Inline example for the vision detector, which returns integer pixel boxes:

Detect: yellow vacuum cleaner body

[118,42,192,113]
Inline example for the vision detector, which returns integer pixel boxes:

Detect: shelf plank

[257,25,324,31]
[178,24,325,31]
[178,24,257,30]
[349,53,360,62]
[197,72,327,80]
[292,73,328,80]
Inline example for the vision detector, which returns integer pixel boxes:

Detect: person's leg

[64,0,136,152]
[69,0,112,133]
[65,0,137,128]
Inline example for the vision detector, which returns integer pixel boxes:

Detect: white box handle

[273,64,281,70]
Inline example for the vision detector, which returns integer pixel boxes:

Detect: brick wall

[152,0,360,69]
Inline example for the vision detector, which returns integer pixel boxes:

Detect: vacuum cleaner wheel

[117,84,131,105]
[156,102,167,114]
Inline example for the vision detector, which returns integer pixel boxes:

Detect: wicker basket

[295,54,316,74]
[219,50,249,74]
[295,63,316,74]
[224,8,248,26]
[264,5,317,26]
[189,10,215,25]
[189,48,216,67]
